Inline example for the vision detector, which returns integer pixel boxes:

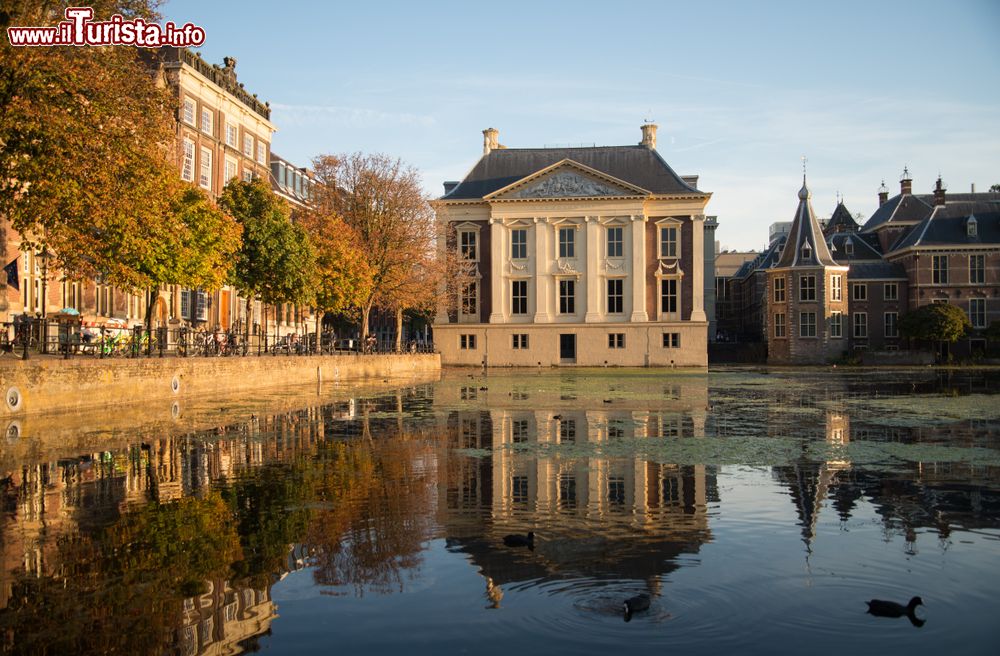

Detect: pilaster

[629,215,648,322]
[689,214,707,322]
[584,216,601,322]
[435,226,449,323]
[489,218,504,323]
[533,217,551,323]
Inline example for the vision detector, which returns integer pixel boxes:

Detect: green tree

[899,303,971,358]
[219,179,316,343]
[989,184,1000,193]
[0,1,180,288]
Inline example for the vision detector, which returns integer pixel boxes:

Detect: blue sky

[163,0,1000,250]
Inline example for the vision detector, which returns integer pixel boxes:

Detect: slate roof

[862,193,937,232]
[828,231,883,264]
[824,202,860,236]
[735,237,784,279]
[775,179,838,268]
[442,145,705,200]
[891,200,1000,250]
[847,261,907,280]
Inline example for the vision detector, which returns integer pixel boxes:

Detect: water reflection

[0,368,998,654]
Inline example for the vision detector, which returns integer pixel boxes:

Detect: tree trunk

[395,308,403,353]
[361,302,372,351]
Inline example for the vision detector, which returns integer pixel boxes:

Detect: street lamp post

[39,248,49,354]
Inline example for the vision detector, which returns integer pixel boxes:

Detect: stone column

[690,214,707,322]
[585,216,601,322]
[630,215,648,321]
[489,218,504,323]
[533,218,550,323]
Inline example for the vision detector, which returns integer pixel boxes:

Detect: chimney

[878,180,889,206]
[640,122,658,149]
[971,183,976,193]
[443,181,459,195]
[933,175,947,206]
[900,166,912,195]
[483,128,499,155]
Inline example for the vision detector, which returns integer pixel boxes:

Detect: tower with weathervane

[767,173,849,364]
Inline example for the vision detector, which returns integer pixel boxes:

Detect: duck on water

[866,596,925,627]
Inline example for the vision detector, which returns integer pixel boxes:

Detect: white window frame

[970,254,985,284]
[199,146,212,191]
[200,107,213,135]
[243,134,254,158]
[852,283,867,301]
[558,226,576,259]
[830,274,842,301]
[511,279,528,315]
[607,278,624,314]
[659,276,680,320]
[558,278,576,315]
[853,312,868,338]
[458,228,478,262]
[658,223,679,259]
[799,311,817,338]
[884,282,898,301]
[932,255,948,284]
[256,141,266,164]
[884,311,899,337]
[831,310,842,338]
[773,276,786,303]
[606,226,623,258]
[969,298,986,329]
[799,274,816,301]
[242,169,253,183]
[181,138,195,182]
[510,228,527,260]
[225,157,238,183]
[460,281,478,318]
[182,97,195,125]
[225,121,238,148]
[774,312,786,338]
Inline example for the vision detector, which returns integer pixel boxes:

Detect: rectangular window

[181,138,195,182]
[243,134,254,158]
[559,279,576,314]
[774,312,786,338]
[199,147,212,191]
[256,141,266,164]
[660,278,678,314]
[852,283,867,301]
[182,97,195,125]
[773,277,785,303]
[662,332,680,348]
[853,312,868,338]
[511,280,528,315]
[459,231,477,261]
[969,298,986,329]
[830,274,842,301]
[606,226,623,258]
[659,225,678,258]
[242,169,253,183]
[932,255,949,284]
[512,334,528,349]
[511,229,527,259]
[225,121,238,148]
[225,158,237,183]
[884,282,898,301]
[970,254,985,284]
[200,107,213,135]
[799,311,817,337]
[831,311,842,338]
[608,333,625,349]
[558,227,575,258]
[461,282,477,316]
[460,334,477,350]
[799,275,816,301]
[607,279,624,314]
[884,311,899,337]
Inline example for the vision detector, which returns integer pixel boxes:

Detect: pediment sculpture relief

[511,171,625,198]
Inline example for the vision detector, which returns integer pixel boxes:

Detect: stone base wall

[435,323,707,367]
[0,354,441,417]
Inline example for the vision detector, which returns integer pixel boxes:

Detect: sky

[162,0,1000,251]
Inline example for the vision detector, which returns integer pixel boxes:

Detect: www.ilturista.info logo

[7,7,205,47]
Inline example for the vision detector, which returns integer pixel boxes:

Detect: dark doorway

[559,334,576,362]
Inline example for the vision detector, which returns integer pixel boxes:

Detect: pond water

[1,367,999,655]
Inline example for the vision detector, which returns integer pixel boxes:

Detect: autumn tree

[0,1,182,287]
[219,179,316,344]
[311,153,438,348]
[297,208,372,328]
[899,302,971,359]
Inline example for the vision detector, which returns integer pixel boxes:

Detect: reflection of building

[434,372,716,583]
[433,124,713,367]
[178,579,275,656]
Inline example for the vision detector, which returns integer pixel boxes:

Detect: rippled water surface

[2,367,999,655]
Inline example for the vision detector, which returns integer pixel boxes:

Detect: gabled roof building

[432,125,713,367]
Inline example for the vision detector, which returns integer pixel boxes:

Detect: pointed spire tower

[767,169,849,364]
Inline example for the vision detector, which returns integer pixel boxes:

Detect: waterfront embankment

[0,353,441,417]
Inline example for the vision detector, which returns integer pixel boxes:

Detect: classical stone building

[432,125,713,367]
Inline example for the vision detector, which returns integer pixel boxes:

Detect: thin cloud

[270,103,436,128]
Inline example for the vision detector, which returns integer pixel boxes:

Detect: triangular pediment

[486,159,649,200]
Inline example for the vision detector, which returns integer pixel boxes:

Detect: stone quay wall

[0,354,441,417]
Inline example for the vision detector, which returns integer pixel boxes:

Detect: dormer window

[967,215,978,237]
[801,242,812,260]
[845,240,854,256]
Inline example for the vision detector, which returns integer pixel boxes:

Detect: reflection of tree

[0,494,241,655]
[305,438,434,596]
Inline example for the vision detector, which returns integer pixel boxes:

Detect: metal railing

[0,319,435,360]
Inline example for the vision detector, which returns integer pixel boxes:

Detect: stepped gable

[775,177,837,268]
[443,145,704,200]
